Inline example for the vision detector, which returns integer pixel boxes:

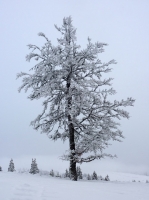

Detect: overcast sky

[0,0,149,174]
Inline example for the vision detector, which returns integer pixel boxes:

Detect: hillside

[0,171,149,200]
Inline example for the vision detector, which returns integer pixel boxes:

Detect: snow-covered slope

[0,171,149,200]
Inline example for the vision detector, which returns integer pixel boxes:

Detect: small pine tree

[79,169,83,179]
[64,169,70,178]
[99,175,103,180]
[76,166,79,176]
[105,175,110,181]
[29,159,39,174]
[76,166,83,179]
[50,169,54,177]
[8,159,15,172]
[55,172,61,177]
[0,166,2,171]
[87,174,91,180]
[92,171,98,180]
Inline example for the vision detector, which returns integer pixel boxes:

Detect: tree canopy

[17,16,135,180]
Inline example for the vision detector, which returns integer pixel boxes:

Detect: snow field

[0,171,149,200]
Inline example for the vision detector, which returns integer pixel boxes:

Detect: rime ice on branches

[17,16,135,181]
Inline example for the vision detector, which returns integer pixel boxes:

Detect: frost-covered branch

[18,17,135,178]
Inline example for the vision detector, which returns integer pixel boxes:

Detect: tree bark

[67,79,77,181]
[68,114,77,181]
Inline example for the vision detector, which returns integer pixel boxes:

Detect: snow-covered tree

[0,166,2,171]
[29,159,39,174]
[50,169,54,177]
[64,169,70,178]
[17,16,135,181]
[92,171,98,180]
[87,174,91,180]
[8,159,15,172]
[105,175,110,181]
[55,172,61,177]
[76,166,82,179]
[99,175,103,180]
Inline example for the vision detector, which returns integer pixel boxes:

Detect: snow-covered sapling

[105,175,110,181]
[0,166,2,171]
[92,171,98,180]
[8,159,15,172]
[76,166,83,179]
[87,174,91,180]
[29,159,39,174]
[55,172,61,177]
[50,169,54,177]
[64,169,70,178]
[146,180,149,183]
[99,175,103,180]
[17,16,135,181]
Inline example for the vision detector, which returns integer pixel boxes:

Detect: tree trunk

[68,114,77,181]
[67,79,77,181]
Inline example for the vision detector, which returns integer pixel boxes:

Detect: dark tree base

[70,160,77,181]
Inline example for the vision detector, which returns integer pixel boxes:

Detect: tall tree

[17,16,135,181]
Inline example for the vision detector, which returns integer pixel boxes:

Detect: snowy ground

[0,171,149,200]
